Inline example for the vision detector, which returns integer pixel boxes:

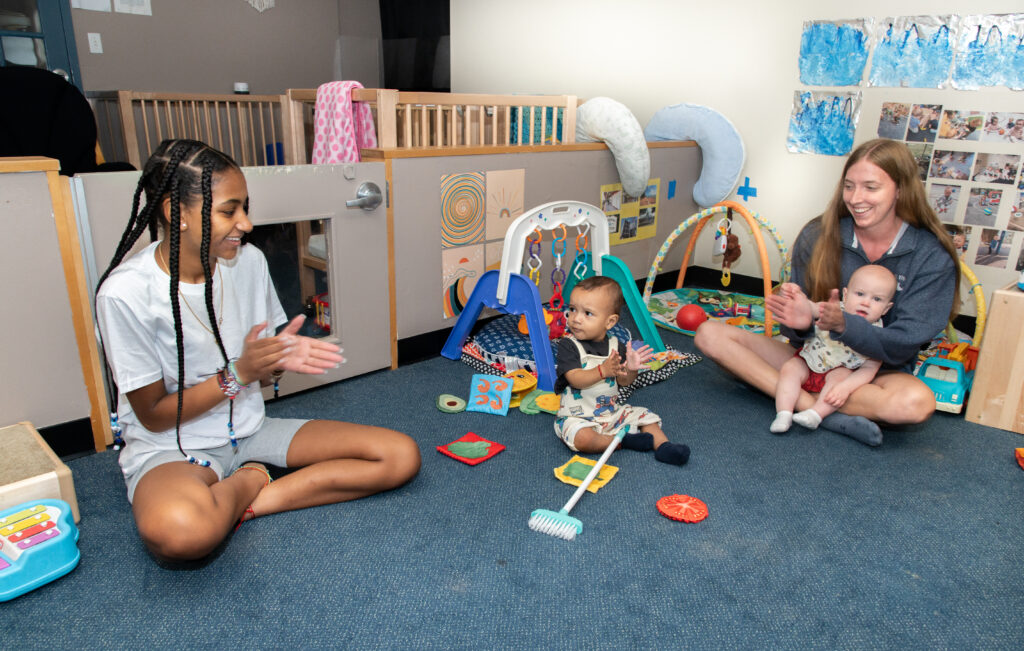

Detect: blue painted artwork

[953,15,1024,90]
[869,16,956,88]
[799,20,870,86]
[787,91,861,156]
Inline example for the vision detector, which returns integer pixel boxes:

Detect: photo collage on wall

[599,179,660,246]
[876,103,1024,273]
[440,169,525,318]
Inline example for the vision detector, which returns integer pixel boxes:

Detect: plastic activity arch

[952,259,987,347]
[642,200,791,337]
[442,200,665,391]
[495,202,609,304]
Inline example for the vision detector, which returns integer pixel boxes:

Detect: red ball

[675,303,708,331]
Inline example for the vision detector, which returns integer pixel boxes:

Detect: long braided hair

[97,139,242,464]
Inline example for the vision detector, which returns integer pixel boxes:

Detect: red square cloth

[436,432,505,466]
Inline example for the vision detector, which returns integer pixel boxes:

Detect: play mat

[647,287,781,336]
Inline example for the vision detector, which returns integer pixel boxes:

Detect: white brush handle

[561,429,624,514]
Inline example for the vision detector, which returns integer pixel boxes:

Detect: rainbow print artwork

[440,172,486,248]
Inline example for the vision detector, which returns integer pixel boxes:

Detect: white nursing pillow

[575,97,651,197]
[643,103,746,207]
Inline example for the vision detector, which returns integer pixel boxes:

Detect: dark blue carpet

[4,327,1023,649]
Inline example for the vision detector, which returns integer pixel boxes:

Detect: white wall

[451,0,1023,311]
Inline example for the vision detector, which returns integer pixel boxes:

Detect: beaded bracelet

[217,362,245,399]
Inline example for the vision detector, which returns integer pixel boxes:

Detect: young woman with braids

[695,139,960,446]
[95,140,420,561]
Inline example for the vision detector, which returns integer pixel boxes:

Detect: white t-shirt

[96,242,287,477]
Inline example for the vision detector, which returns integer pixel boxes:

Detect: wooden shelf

[965,282,1024,434]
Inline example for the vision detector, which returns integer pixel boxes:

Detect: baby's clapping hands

[599,342,653,381]
[625,341,655,372]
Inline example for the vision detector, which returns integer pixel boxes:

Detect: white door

[245,163,390,396]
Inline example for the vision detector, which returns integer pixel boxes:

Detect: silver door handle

[346,182,382,211]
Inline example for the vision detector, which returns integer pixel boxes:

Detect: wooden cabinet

[0,158,109,450]
[965,282,1024,434]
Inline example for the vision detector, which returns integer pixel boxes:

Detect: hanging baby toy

[546,225,568,338]
[713,212,741,287]
[572,222,592,282]
[518,226,567,339]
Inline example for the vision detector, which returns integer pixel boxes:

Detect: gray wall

[392,146,707,339]
[0,171,91,428]
[70,0,381,94]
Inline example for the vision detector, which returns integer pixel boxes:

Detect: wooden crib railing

[284,88,578,162]
[89,90,287,169]
[90,88,582,169]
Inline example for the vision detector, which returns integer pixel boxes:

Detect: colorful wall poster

[439,169,528,318]
[441,244,484,318]
[600,179,660,246]
[440,172,485,248]
[798,19,871,86]
[869,16,957,88]
[485,169,525,242]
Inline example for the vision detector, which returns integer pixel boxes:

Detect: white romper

[554,335,661,452]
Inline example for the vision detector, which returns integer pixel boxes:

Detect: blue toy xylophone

[0,499,80,601]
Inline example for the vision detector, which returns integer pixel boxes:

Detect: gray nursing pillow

[575,97,651,198]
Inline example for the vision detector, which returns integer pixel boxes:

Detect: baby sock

[792,409,823,430]
[654,441,690,465]
[770,411,793,434]
[620,432,654,451]
[820,413,883,447]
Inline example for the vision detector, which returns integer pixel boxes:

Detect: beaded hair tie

[216,361,246,448]
[181,362,246,467]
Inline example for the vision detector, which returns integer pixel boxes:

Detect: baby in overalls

[554,276,690,465]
